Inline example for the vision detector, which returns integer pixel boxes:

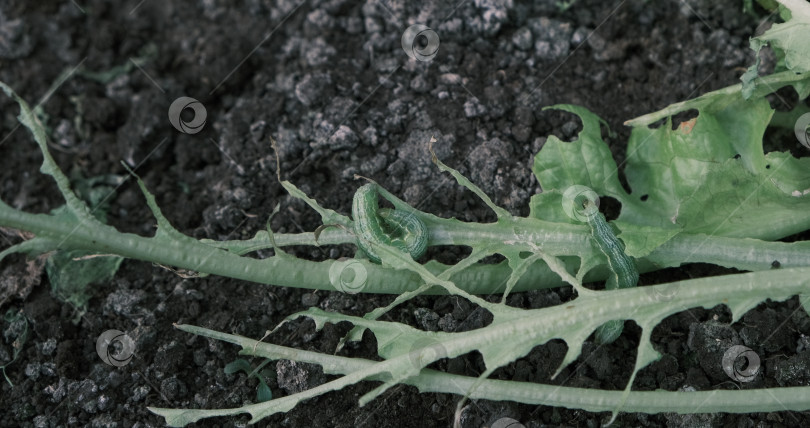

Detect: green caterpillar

[582,199,639,292]
[567,187,639,344]
[352,183,429,264]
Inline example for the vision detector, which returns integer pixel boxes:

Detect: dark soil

[1,0,809,427]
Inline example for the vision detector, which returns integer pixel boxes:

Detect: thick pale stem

[175,265,810,414]
[0,201,807,294]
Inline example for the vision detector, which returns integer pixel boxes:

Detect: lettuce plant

[1,0,810,426]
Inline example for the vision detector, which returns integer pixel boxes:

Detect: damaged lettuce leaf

[742,0,810,99]
[531,74,810,259]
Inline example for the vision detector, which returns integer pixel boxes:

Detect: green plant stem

[1,76,808,295]
[625,70,810,127]
[173,263,810,414]
[1,199,808,294]
[189,324,810,414]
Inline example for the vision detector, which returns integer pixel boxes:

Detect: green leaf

[429,137,511,219]
[623,94,810,243]
[41,179,124,321]
[280,181,352,228]
[0,82,124,321]
[224,359,252,375]
[158,266,810,426]
[530,104,669,258]
[624,99,766,223]
[594,320,624,345]
[743,0,810,98]
[46,249,123,321]
[530,104,628,216]
[740,57,760,100]
[528,105,659,257]
[756,1,810,73]
[532,79,810,259]
[224,358,273,402]
[69,172,125,223]
[613,222,681,258]
[744,0,780,16]
[256,379,273,402]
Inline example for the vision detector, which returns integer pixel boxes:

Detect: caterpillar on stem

[562,185,639,344]
[351,183,429,264]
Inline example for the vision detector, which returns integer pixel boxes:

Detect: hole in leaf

[444,351,482,375]
[778,223,810,243]
[640,194,649,201]
[518,251,532,259]
[765,86,798,112]
[640,263,741,287]
[646,117,667,129]
[543,110,583,143]
[576,321,639,389]
[479,253,506,265]
[600,196,622,221]
[431,295,494,331]
[761,111,810,157]
[525,288,567,309]
[671,109,699,131]
[494,340,569,382]
[424,245,472,265]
